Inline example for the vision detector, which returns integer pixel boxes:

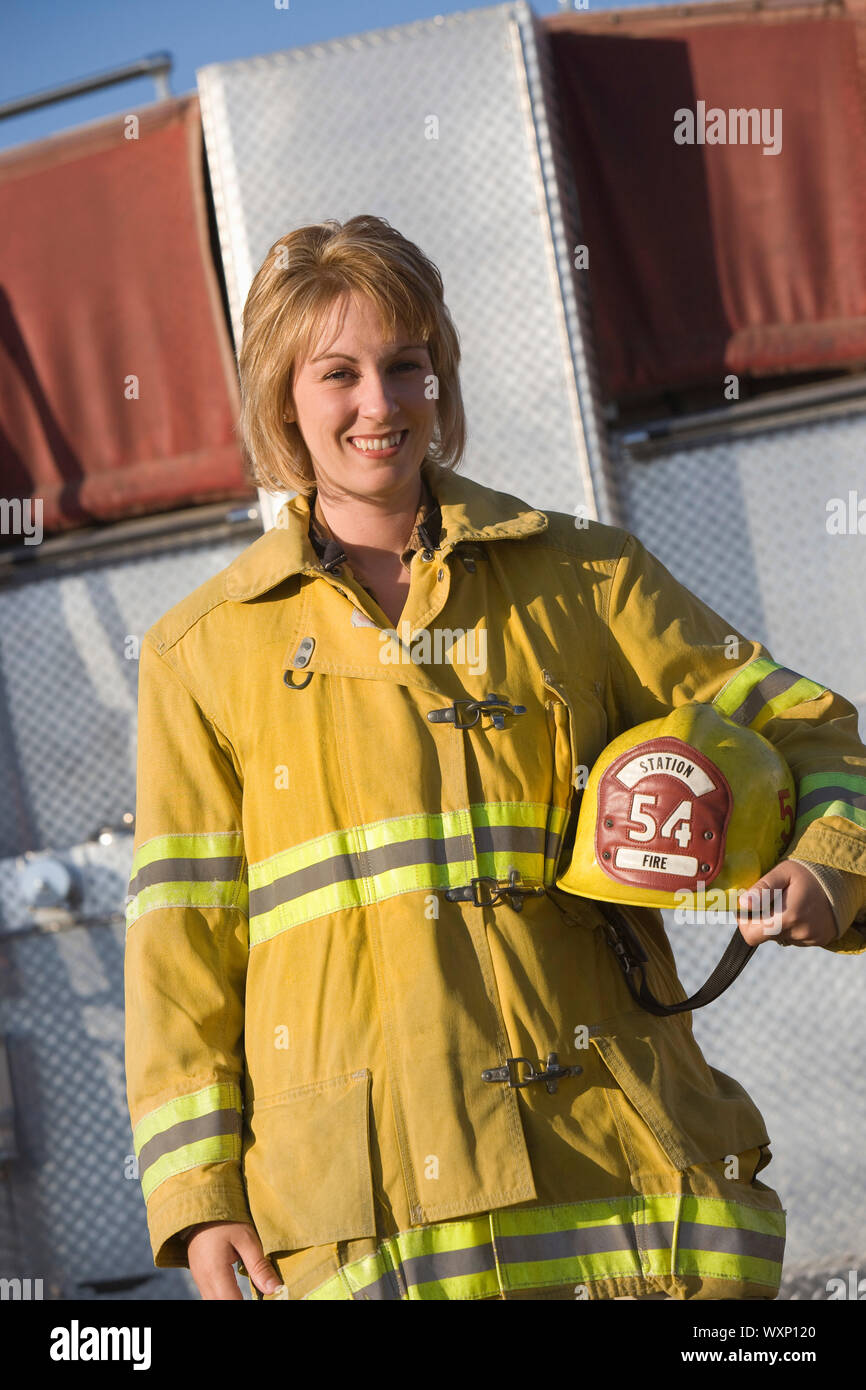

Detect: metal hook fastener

[283,668,313,690]
[500,866,546,911]
[481,1052,583,1095]
[444,875,502,907]
[427,694,527,730]
[443,868,546,912]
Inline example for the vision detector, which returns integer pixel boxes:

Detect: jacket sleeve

[602,530,866,955]
[125,635,253,1268]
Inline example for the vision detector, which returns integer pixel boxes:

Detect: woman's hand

[185,1220,283,1300]
[736,860,838,949]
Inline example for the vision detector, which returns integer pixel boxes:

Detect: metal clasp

[599,909,649,979]
[481,1052,583,1095]
[427,694,527,730]
[443,868,546,912]
[446,875,500,907]
[283,668,314,690]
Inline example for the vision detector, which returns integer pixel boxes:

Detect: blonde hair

[237,215,467,496]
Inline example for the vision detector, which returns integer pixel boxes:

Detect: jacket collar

[309,467,442,571]
[224,459,549,602]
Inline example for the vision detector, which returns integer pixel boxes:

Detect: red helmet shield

[594,736,733,892]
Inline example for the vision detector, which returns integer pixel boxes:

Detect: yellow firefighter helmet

[556,703,796,910]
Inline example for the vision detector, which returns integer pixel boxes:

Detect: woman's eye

[324,361,422,382]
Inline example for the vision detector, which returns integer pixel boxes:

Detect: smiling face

[284,291,437,503]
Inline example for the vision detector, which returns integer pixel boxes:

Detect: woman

[125,215,866,1301]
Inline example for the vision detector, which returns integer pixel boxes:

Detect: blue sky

[1,0,710,154]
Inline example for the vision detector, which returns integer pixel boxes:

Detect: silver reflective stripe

[796,784,866,816]
[494,1223,783,1267]
[351,1268,406,1301]
[248,832,475,917]
[128,855,243,896]
[674,1222,784,1263]
[137,1107,242,1174]
[400,1243,499,1288]
[725,666,802,727]
[496,1224,637,1262]
[249,824,551,918]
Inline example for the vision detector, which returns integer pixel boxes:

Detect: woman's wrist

[788,856,866,938]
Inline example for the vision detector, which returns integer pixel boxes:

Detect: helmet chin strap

[595,901,756,1016]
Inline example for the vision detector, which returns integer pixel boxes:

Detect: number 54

[627,793,693,848]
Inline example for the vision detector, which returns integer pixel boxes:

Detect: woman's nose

[356,371,399,418]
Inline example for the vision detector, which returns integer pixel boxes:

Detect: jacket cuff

[785,816,866,875]
[787,855,866,955]
[145,1169,254,1268]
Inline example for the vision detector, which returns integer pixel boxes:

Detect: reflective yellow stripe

[124,804,569,943]
[133,1081,243,1202]
[713,658,827,732]
[304,1194,785,1300]
[126,832,246,929]
[248,802,567,946]
[794,771,866,834]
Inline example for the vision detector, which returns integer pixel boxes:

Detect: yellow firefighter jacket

[125,458,866,1301]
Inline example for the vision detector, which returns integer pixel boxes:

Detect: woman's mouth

[347,429,408,457]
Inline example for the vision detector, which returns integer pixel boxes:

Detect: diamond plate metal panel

[0,530,258,1298]
[0,910,196,1299]
[0,535,254,860]
[609,410,866,726]
[663,909,866,1287]
[197,1,608,528]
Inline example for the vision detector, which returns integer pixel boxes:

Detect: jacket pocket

[590,1017,771,1173]
[542,670,608,875]
[242,1068,376,1256]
